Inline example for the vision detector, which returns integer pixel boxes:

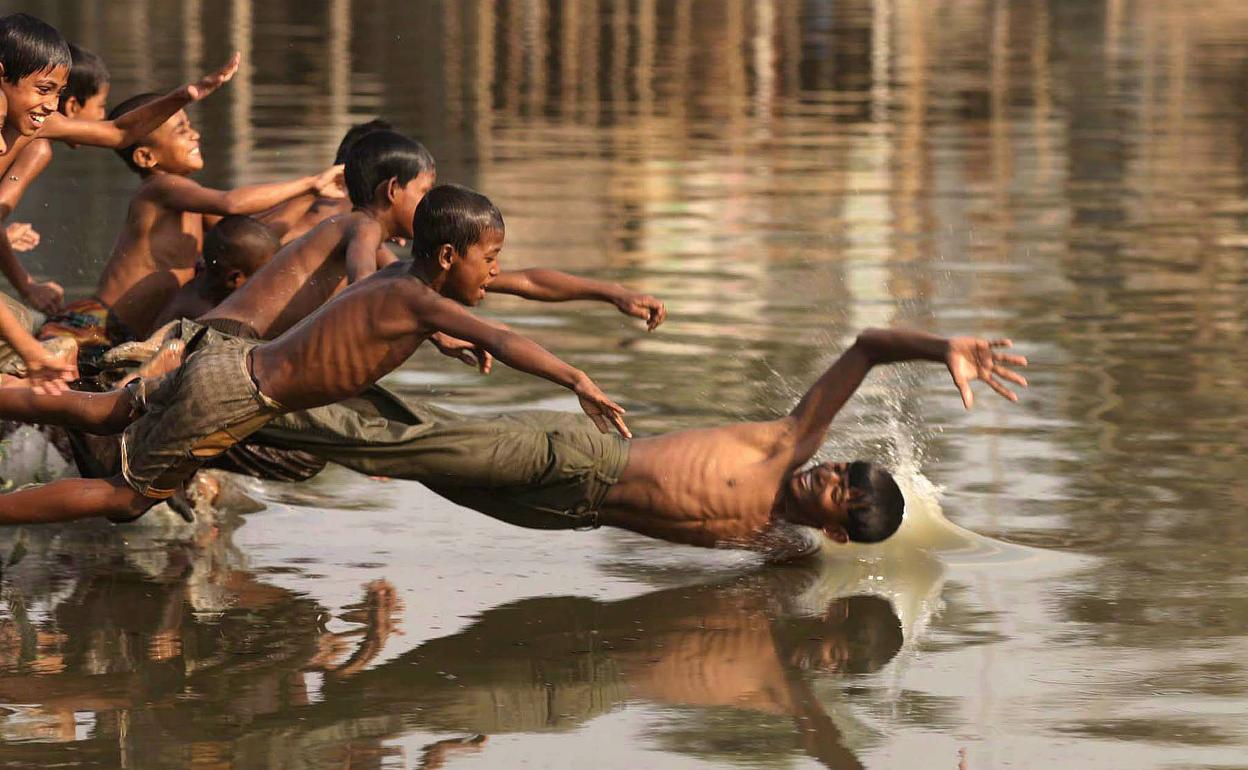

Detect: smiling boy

[37,92,342,360]
[0,43,114,315]
[0,14,237,169]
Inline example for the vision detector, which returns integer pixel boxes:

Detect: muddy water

[2,0,1248,767]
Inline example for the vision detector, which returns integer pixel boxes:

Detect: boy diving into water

[257,327,1027,555]
[203,131,664,344]
[0,185,628,524]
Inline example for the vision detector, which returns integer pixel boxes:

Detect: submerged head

[782,461,905,544]
[109,93,202,175]
[203,215,279,291]
[409,184,504,306]
[343,129,436,237]
[59,43,109,120]
[0,14,71,138]
[333,117,394,165]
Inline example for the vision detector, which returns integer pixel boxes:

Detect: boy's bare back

[202,211,392,339]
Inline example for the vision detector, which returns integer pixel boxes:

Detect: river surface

[2,1,1247,768]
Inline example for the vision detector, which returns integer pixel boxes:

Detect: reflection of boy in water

[303,568,903,769]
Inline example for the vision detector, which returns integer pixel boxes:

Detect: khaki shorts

[259,394,629,530]
[120,332,283,498]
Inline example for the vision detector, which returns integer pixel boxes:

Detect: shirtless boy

[0,43,112,315]
[38,91,341,356]
[0,14,238,180]
[199,129,435,340]
[0,184,628,524]
[261,327,1027,555]
[149,215,278,330]
[260,118,395,245]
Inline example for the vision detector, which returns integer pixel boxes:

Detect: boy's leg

[0,475,154,525]
[0,380,134,433]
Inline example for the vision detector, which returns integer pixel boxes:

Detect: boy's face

[785,462,852,543]
[445,228,503,306]
[0,66,69,136]
[135,110,203,174]
[63,81,109,121]
[393,170,437,238]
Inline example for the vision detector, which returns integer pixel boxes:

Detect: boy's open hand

[430,331,493,374]
[614,292,667,330]
[24,342,78,396]
[314,164,347,198]
[183,52,241,102]
[5,222,39,252]
[575,378,631,438]
[946,337,1028,409]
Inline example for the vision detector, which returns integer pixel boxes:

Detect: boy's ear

[224,269,247,290]
[823,526,849,544]
[384,176,401,203]
[132,146,158,170]
[436,243,456,270]
[62,95,81,118]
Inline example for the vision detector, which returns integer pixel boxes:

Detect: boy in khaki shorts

[0,185,629,524]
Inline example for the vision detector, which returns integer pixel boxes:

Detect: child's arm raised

[412,292,630,437]
[488,268,667,330]
[146,164,344,218]
[37,54,240,149]
[781,329,1028,466]
[0,141,61,313]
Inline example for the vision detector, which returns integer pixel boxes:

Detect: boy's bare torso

[602,420,793,548]
[249,263,434,411]
[203,211,390,339]
[96,180,205,335]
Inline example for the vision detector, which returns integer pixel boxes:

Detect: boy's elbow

[852,329,886,365]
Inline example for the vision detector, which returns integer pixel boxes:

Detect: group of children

[0,13,1028,557]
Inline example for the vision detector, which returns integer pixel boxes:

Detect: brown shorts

[120,332,283,498]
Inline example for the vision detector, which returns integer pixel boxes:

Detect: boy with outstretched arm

[199,129,435,340]
[260,118,396,244]
[0,42,113,314]
[0,184,628,525]
[203,133,664,344]
[38,91,342,356]
[261,328,1027,557]
[0,14,238,172]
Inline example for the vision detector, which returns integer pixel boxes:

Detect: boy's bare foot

[102,321,182,369]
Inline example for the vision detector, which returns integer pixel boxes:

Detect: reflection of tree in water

[0,522,917,770]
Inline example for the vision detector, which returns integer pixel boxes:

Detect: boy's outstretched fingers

[186,52,241,100]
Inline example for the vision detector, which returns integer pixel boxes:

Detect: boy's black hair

[343,129,435,208]
[204,215,279,279]
[0,14,71,84]
[107,92,162,173]
[844,462,905,543]
[333,118,394,165]
[58,43,109,113]
[410,184,504,262]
